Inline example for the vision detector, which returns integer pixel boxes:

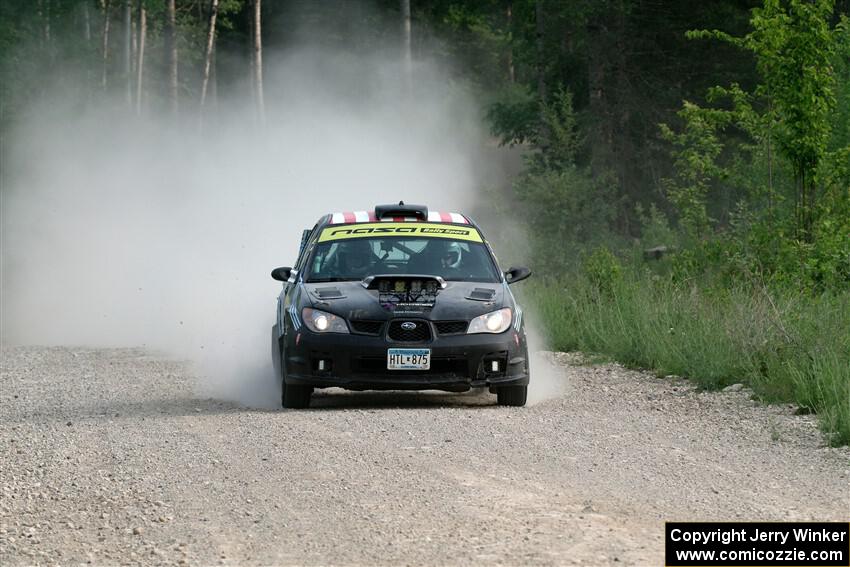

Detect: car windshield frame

[304,231,502,284]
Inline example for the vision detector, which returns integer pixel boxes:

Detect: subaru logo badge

[400,322,417,330]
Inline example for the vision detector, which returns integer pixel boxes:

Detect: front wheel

[496,385,527,407]
[282,382,312,409]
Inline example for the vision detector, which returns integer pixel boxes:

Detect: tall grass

[523,272,850,446]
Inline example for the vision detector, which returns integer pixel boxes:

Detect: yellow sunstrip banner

[318,223,484,243]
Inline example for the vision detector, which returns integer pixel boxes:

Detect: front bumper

[282,330,529,392]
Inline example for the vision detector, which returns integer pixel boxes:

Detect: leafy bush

[489,87,621,276]
[582,247,622,296]
[513,167,618,274]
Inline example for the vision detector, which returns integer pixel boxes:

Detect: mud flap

[271,324,282,382]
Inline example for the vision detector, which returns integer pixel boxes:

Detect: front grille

[350,320,384,335]
[435,321,468,335]
[387,320,431,342]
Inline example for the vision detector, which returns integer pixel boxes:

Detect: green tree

[690,0,840,240]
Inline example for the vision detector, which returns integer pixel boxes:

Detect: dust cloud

[526,329,571,405]
[1,43,565,407]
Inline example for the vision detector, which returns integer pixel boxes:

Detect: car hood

[302,279,507,321]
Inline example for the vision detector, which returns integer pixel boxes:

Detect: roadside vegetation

[525,262,850,446]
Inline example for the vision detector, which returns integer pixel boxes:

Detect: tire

[282,382,313,409]
[496,385,527,407]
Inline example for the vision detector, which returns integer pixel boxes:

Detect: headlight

[302,308,349,334]
[467,307,512,334]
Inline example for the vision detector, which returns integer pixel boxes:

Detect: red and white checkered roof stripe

[328,211,469,224]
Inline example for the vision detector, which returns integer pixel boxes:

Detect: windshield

[306,236,501,282]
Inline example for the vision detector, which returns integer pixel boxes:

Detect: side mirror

[505,266,531,284]
[271,267,292,282]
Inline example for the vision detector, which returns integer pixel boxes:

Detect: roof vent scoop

[375,202,428,220]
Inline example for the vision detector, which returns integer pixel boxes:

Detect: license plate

[387,348,431,370]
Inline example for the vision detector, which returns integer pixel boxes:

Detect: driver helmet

[339,240,375,272]
[441,241,462,269]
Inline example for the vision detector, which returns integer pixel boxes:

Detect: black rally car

[270,203,532,408]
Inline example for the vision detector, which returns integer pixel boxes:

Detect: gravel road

[1,346,848,566]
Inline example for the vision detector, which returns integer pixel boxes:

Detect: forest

[1,0,848,444]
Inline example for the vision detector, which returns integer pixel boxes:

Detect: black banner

[666,522,850,566]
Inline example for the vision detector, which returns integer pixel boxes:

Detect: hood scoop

[311,286,346,300]
[466,288,496,301]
